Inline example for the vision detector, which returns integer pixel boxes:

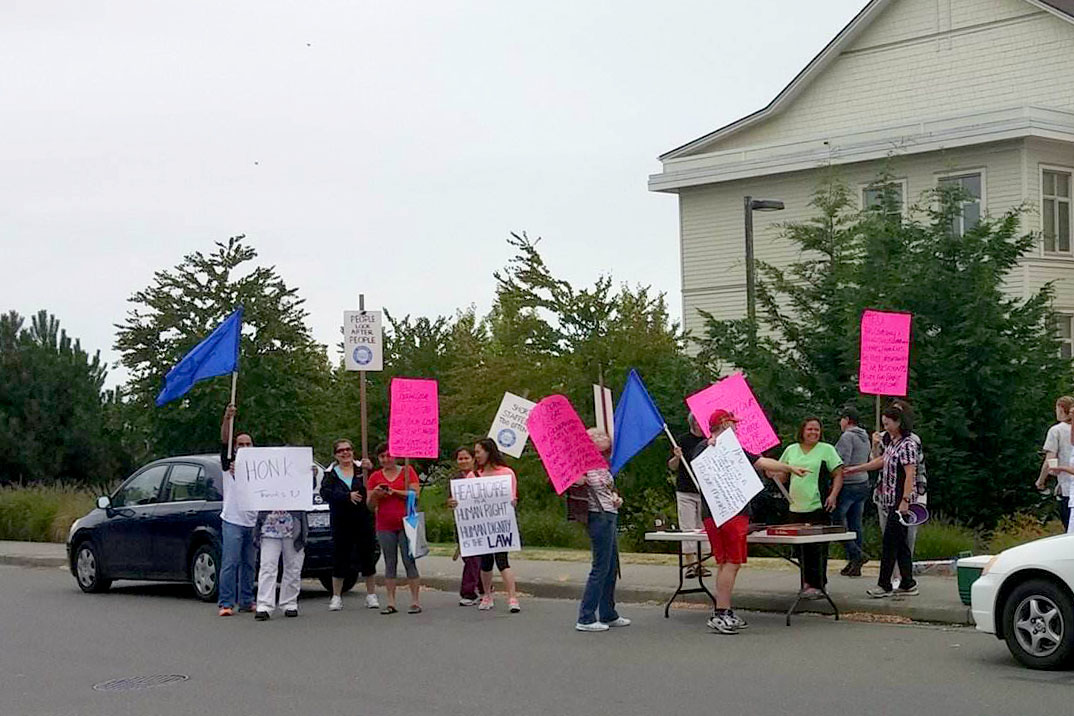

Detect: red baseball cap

[708,409,740,428]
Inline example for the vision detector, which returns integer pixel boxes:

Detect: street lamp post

[744,196,785,347]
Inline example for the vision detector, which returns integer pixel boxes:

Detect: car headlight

[982,555,1000,575]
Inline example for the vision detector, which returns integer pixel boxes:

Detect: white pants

[676,492,710,564]
[256,537,305,614]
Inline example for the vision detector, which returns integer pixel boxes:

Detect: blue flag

[155,307,243,406]
[609,369,666,475]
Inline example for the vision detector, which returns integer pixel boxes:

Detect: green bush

[0,486,97,542]
[987,512,1065,554]
[908,516,980,560]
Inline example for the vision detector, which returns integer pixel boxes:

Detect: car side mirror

[96,495,111,510]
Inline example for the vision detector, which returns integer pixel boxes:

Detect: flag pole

[227,370,238,461]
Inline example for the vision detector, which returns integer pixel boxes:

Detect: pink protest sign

[859,310,912,396]
[525,395,609,495]
[388,378,439,458]
[685,373,779,455]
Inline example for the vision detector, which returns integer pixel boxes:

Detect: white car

[967,533,1074,669]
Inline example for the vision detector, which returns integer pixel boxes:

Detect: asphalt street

[2,564,1070,716]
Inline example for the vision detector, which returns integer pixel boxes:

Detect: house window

[862,181,905,218]
[938,173,982,236]
[1043,170,1072,254]
[1058,313,1073,359]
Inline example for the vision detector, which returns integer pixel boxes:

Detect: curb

[1,554,972,625]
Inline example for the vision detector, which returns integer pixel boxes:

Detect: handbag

[403,490,430,560]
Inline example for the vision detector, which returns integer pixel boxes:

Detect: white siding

[1024,137,1074,309]
[679,141,1031,338]
[704,1,1074,154]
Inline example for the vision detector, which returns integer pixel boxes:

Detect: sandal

[407,605,422,614]
[380,605,398,615]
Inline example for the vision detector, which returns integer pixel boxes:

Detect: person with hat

[693,409,807,634]
[833,406,872,576]
[667,412,711,579]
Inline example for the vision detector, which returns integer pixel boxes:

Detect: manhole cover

[93,675,189,692]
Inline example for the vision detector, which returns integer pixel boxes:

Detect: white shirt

[220,469,257,527]
[1043,422,1074,497]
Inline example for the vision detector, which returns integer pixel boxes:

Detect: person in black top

[667,413,710,578]
[320,438,379,611]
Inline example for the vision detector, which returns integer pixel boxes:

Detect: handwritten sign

[233,447,314,511]
[488,392,536,458]
[685,373,779,454]
[526,395,609,495]
[389,378,439,458]
[859,309,912,396]
[690,429,763,527]
[343,310,383,372]
[451,474,521,557]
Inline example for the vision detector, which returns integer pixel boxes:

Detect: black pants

[790,509,829,589]
[331,518,378,578]
[1060,496,1070,530]
[480,552,510,572]
[878,507,916,591]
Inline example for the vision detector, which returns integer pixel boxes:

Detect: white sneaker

[328,596,343,611]
[458,597,479,607]
[604,617,631,628]
[478,596,494,611]
[365,593,380,609]
[575,621,610,632]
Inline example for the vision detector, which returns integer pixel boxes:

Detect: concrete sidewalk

[1,540,971,624]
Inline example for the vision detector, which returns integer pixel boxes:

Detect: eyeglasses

[334,447,353,454]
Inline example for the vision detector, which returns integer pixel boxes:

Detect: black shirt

[675,431,707,493]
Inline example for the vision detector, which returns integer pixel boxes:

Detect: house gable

[662,0,1074,161]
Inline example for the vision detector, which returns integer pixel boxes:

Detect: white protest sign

[451,474,521,558]
[233,446,314,511]
[593,384,614,441]
[488,392,536,458]
[689,429,763,527]
[343,310,383,372]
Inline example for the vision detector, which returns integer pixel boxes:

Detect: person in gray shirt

[833,407,872,576]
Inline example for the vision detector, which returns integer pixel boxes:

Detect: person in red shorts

[693,409,806,634]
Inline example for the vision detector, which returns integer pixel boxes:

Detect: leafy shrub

[911,516,980,560]
[0,485,97,542]
[987,512,1065,554]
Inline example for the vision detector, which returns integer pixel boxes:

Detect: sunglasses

[334,446,354,454]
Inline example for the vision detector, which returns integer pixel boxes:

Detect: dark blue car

[66,454,349,601]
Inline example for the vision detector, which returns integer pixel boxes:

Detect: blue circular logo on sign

[352,346,373,366]
[497,428,517,448]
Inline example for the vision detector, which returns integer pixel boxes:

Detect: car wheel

[318,574,358,594]
[74,541,111,593]
[1002,578,1074,670]
[190,543,220,603]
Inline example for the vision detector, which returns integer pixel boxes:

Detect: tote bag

[403,490,430,560]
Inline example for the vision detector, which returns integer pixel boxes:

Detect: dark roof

[1039,0,1074,18]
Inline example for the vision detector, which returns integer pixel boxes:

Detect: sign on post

[859,309,912,396]
[343,310,383,372]
[526,395,608,495]
[488,392,536,458]
[686,372,779,455]
[451,474,521,557]
[689,429,763,527]
[593,384,614,441]
[233,447,315,511]
[388,378,439,458]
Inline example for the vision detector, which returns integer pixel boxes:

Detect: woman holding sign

[320,439,379,612]
[468,438,521,614]
[775,418,844,599]
[450,446,484,606]
[367,443,422,614]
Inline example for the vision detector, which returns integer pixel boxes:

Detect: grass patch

[0,485,98,543]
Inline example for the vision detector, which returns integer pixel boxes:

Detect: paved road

[2,564,1070,716]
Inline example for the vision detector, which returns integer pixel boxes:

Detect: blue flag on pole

[609,369,666,475]
[155,307,243,406]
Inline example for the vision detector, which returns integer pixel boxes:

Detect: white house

[650,0,1074,357]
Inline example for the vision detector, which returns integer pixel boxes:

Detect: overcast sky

[2,0,864,386]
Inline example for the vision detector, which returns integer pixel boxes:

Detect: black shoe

[840,562,853,576]
[846,562,862,577]
[284,608,298,618]
[254,611,270,621]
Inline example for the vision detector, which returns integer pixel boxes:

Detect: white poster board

[451,474,521,558]
[593,384,614,441]
[689,429,763,527]
[343,310,383,372]
[488,392,536,458]
[233,446,315,511]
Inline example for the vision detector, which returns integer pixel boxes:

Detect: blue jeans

[833,482,870,562]
[578,512,619,625]
[218,520,256,608]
